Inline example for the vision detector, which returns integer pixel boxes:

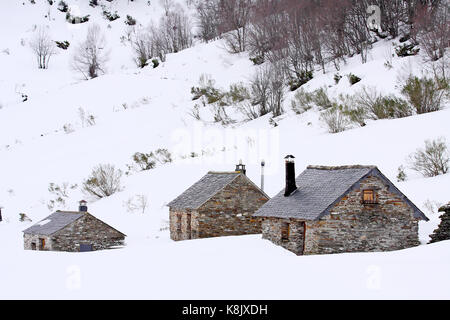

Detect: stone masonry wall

[170,175,269,241]
[49,214,125,252]
[262,175,420,255]
[24,234,52,251]
[196,175,269,239]
[429,203,450,243]
[261,218,305,255]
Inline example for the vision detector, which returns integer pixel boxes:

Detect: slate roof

[168,171,266,210]
[23,211,85,236]
[254,165,429,221]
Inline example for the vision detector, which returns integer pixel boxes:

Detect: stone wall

[24,213,125,252]
[429,203,450,243]
[261,175,420,255]
[170,175,269,241]
[24,234,52,251]
[261,218,305,255]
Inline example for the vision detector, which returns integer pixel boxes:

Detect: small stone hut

[23,201,126,252]
[254,156,429,255]
[168,163,269,241]
[429,203,450,243]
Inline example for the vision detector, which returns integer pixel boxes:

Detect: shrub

[348,73,361,85]
[83,164,123,199]
[152,58,160,68]
[57,0,68,12]
[397,165,407,182]
[395,43,420,57]
[103,10,120,22]
[225,83,250,104]
[250,55,264,65]
[47,182,78,210]
[190,75,224,104]
[125,15,137,26]
[66,13,90,24]
[288,71,313,91]
[55,40,70,50]
[355,87,412,120]
[320,105,351,133]
[334,73,342,84]
[126,149,173,175]
[291,87,332,114]
[124,195,149,214]
[401,76,448,114]
[89,0,98,7]
[408,138,449,177]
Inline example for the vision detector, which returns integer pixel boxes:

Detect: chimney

[261,160,266,191]
[79,200,88,212]
[235,160,246,175]
[284,155,297,197]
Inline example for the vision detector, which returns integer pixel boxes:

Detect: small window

[176,214,182,233]
[281,223,290,241]
[362,190,377,204]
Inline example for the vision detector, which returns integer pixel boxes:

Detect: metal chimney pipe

[261,160,266,191]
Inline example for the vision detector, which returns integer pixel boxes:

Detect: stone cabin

[254,156,429,255]
[167,163,270,241]
[23,201,126,252]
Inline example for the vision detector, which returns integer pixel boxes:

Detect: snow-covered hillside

[0,0,449,299]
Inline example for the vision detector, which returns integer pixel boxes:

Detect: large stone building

[23,201,126,252]
[254,156,429,255]
[168,164,269,241]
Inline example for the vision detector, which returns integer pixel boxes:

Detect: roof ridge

[207,171,241,174]
[307,165,377,170]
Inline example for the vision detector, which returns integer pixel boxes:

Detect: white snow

[0,0,449,299]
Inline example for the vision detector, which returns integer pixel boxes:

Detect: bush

[103,10,120,22]
[291,87,333,114]
[355,87,412,120]
[408,138,449,177]
[126,149,173,175]
[320,105,351,133]
[83,164,123,199]
[334,73,342,84]
[401,76,448,114]
[57,0,68,12]
[55,40,70,50]
[288,71,313,91]
[395,43,420,57]
[250,55,265,65]
[66,12,90,24]
[190,75,224,104]
[348,73,361,85]
[125,15,137,26]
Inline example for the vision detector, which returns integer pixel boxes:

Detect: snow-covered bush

[401,76,448,114]
[320,105,351,134]
[126,149,173,175]
[83,164,123,199]
[348,73,361,86]
[47,182,78,210]
[408,138,449,177]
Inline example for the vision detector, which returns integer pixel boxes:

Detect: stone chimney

[235,160,246,175]
[284,155,297,197]
[79,200,88,212]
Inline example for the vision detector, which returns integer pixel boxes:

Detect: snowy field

[0,1,449,299]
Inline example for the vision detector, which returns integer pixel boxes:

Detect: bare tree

[218,0,253,53]
[30,26,56,69]
[72,24,109,79]
[196,0,220,42]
